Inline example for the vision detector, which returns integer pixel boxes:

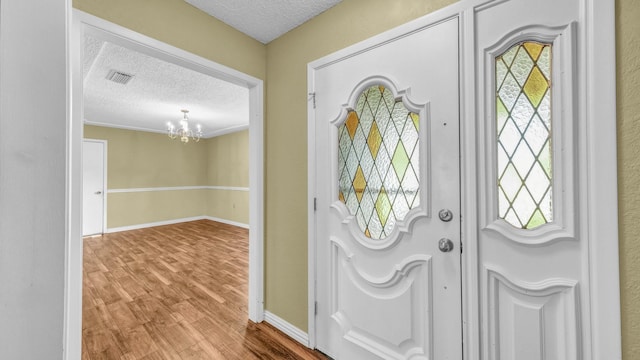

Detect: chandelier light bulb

[167,109,203,143]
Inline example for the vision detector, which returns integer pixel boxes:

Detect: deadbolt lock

[439,209,453,222]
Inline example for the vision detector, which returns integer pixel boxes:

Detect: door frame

[82,139,107,235]
[307,0,620,358]
[66,10,265,359]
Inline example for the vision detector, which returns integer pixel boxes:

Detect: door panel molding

[331,238,433,359]
[330,237,431,288]
[486,266,581,360]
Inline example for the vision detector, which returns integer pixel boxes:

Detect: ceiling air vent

[106,70,134,85]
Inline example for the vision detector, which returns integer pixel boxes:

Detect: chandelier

[167,109,203,143]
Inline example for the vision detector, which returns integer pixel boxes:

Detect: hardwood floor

[82,220,327,360]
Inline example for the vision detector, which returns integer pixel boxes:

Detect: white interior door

[312,18,460,359]
[83,140,106,236]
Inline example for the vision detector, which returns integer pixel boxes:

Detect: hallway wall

[0,0,68,358]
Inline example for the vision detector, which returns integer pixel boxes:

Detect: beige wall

[76,0,640,357]
[85,125,249,228]
[207,130,250,187]
[85,126,208,188]
[617,0,640,357]
[108,190,207,227]
[205,130,250,224]
[205,190,250,225]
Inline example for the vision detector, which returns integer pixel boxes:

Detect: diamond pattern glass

[496,41,553,229]
[338,85,421,239]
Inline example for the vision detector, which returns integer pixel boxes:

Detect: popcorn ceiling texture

[83,36,250,137]
[185,0,343,44]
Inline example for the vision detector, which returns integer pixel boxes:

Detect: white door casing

[82,140,106,236]
[73,9,265,320]
[311,18,461,359]
[308,0,620,359]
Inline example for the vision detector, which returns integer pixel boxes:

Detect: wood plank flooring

[82,220,327,360]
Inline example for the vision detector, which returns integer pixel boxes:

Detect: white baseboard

[106,216,206,233]
[263,310,310,348]
[203,216,249,229]
[106,215,248,233]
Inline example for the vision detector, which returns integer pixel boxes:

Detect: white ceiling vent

[106,70,134,85]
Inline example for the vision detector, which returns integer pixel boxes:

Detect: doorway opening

[68,9,265,358]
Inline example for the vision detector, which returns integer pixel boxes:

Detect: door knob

[438,209,453,222]
[438,238,454,252]
[94,191,102,195]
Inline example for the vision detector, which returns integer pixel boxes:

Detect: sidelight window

[496,41,553,229]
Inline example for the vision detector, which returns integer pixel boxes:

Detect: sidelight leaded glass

[338,85,420,239]
[496,41,553,229]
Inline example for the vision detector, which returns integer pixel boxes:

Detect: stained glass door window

[337,85,420,239]
[496,41,553,229]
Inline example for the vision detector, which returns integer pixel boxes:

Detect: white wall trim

[107,185,250,193]
[104,216,248,233]
[264,311,310,347]
[248,69,265,323]
[460,6,480,360]
[66,7,84,360]
[306,61,318,349]
[84,120,169,136]
[69,10,265,360]
[203,216,250,229]
[106,216,206,233]
[584,0,621,358]
[207,185,251,192]
[84,120,249,139]
[205,124,250,138]
[64,12,78,351]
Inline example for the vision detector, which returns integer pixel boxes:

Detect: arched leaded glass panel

[496,41,553,229]
[338,85,420,239]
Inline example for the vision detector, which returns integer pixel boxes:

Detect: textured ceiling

[83,35,250,138]
[185,0,343,44]
[83,2,343,136]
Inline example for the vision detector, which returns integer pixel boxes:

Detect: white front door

[311,0,619,359]
[312,18,461,359]
[83,140,106,236]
